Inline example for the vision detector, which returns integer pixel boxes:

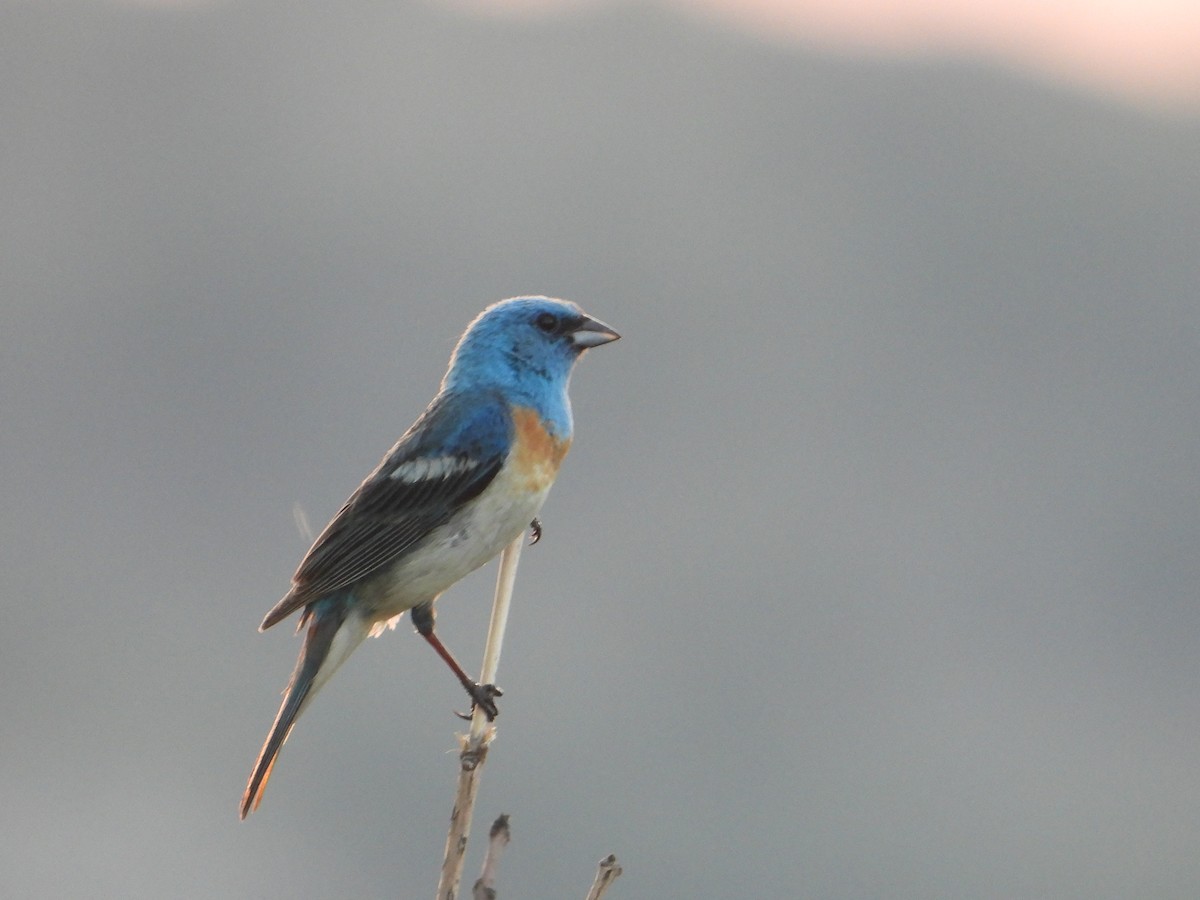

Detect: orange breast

[511,406,572,491]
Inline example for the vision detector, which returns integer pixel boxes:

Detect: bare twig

[471,814,511,900]
[435,535,525,900]
[292,501,313,542]
[583,855,622,900]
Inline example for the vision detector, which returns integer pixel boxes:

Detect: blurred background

[3,0,1199,896]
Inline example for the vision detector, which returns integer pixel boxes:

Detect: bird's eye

[534,312,558,333]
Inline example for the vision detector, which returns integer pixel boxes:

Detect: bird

[239,296,619,819]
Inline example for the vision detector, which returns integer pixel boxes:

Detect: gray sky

[4,2,1200,897]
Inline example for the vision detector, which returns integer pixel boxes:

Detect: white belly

[358,460,553,622]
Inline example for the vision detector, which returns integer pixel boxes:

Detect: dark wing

[260,391,512,630]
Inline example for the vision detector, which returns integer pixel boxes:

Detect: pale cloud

[446,0,1200,109]
[105,0,234,8]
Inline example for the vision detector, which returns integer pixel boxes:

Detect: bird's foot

[528,517,542,545]
[455,682,503,721]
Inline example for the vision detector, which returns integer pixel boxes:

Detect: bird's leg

[410,602,502,720]
[528,517,543,545]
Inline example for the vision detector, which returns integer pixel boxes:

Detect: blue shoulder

[405,389,514,462]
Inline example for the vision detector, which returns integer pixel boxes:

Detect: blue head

[442,297,620,436]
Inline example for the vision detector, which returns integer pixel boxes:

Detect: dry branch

[435,534,525,900]
[583,855,623,900]
[471,814,511,900]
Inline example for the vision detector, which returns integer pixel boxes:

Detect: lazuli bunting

[240,296,619,819]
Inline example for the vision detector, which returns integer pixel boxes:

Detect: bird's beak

[570,315,621,348]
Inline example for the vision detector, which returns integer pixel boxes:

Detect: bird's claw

[455,682,503,721]
[528,517,542,545]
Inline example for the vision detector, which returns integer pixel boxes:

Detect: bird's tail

[240,595,368,819]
